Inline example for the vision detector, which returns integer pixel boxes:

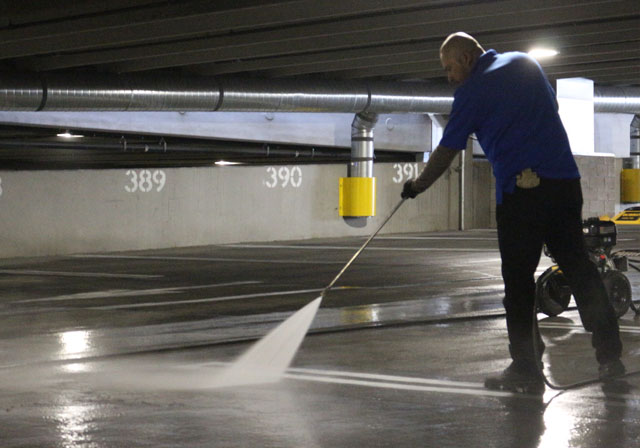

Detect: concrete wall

[595,113,635,158]
[0,153,623,258]
[470,154,622,228]
[471,159,496,229]
[576,155,621,218]
[0,161,461,258]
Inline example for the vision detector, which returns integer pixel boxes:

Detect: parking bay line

[0,269,162,279]
[285,372,513,398]
[539,321,640,334]
[191,362,512,398]
[377,236,498,241]
[73,254,344,265]
[13,281,262,304]
[90,288,324,310]
[226,244,498,252]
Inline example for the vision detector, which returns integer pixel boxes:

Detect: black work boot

[599,359,626,381]
[484,360,545,395]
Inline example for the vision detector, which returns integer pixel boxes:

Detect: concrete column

[557,78,595,155]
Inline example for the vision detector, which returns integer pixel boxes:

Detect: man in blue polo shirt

[402,32,624,394]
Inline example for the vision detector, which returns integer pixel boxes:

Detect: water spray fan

[214,199,406,387]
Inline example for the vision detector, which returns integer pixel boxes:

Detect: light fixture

[57,130,84,138]
[528,48,559,60]
[215,160,241,166]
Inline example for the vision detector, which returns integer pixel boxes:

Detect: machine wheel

[535,266,572,317]
[602,270,632,318]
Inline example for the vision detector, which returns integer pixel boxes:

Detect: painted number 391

[392,163,420,184]
[125,169,166,193]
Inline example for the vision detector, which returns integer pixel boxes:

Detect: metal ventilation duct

[631,114,640,155]
[594,86,640,114]
[350,112,378,178]
[0,73,638,114]
[0,73,454,113]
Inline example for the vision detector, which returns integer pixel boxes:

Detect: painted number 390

[265,166,302,188]
[125,169,166,193]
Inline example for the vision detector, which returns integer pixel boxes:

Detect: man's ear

[462,51,474,68]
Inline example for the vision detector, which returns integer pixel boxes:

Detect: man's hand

[401,145,460,200]
[401,179,419,199]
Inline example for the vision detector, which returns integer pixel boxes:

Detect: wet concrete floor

[2,228,640,447]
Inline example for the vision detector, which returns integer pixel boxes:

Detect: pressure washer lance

[321,198,406,297]
[323,198,638,392]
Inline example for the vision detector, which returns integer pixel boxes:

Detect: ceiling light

[215,160,240,166]
[528,48,558,60]
[57,130,84,138]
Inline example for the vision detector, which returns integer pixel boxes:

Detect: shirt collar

[455,49,496,91]
[472,49,497,76]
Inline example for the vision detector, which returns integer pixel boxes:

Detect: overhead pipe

[350,112,378,178]
[594,86,640,114]
[338,112,379,219]
[0,73,454,113]
[1,73,639,114]
[0,138,354,159]
[631,114,640,155]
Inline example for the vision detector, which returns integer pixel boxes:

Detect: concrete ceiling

[0,0,638,168]
[0,0,638,87]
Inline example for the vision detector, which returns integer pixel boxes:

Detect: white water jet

[212,296,323,388]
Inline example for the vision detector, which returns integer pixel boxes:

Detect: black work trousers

[496,178,622,365]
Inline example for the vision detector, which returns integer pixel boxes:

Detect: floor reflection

[59,329,93,358]
[54,396,104,448]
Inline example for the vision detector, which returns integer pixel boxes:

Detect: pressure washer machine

[536,217,633,318]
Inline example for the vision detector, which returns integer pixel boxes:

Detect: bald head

[440,32,485,85]
[440,32,485,59]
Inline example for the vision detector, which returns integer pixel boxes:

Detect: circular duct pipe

[1,73,638,114]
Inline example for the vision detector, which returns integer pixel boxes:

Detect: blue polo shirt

[439,49,580,204]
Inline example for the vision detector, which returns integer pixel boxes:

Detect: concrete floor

[2,228,640,447]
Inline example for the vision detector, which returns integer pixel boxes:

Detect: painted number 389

[125,169,166,193]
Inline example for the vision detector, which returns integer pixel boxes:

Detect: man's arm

[402,145,460,198]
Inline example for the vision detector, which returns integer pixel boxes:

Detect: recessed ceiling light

[528,48,559,60]
[56,130,84,138]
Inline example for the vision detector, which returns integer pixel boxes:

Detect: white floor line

[283,373,513,398]
[0,269,162,279]
[539,321,640,334]
[286,367,483,388]
[166,363,640,400]
[377,236,497,241]
[72,254,343,265]
[13,281,262,304]
[91,287,324,310]
[190,362,508,397]
[225,244,498,252]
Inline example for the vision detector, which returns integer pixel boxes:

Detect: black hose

[625,261,640,314]
[533,292,640,390]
